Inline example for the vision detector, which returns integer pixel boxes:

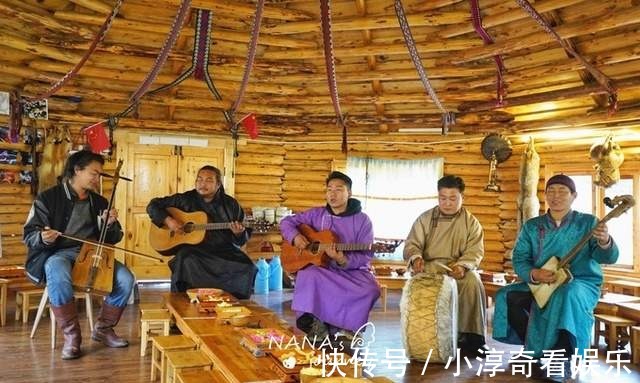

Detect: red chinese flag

[84,121,111,153]
[242,113,259,139]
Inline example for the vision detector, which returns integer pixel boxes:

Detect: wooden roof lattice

[1,0,640,137]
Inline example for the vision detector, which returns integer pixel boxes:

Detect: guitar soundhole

[183,223,194,233]
[309,242,320,254]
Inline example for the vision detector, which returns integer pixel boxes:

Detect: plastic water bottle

[269,255,283,291]
[254,258,270,294]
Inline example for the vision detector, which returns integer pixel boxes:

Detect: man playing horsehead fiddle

[24,150,134,360]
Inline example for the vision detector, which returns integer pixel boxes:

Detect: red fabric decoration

[241,113,259,139]
[84,121,111,153]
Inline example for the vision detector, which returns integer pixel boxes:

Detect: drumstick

[434,261,453,272]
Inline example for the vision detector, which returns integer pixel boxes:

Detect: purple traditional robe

[280,199,380,332]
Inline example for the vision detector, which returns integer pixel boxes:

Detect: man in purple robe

[280,171,380,344]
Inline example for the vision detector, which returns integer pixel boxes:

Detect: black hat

[546,174,576,193]
[326,171,352,189]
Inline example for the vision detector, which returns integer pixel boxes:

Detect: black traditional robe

[147,188,257,299]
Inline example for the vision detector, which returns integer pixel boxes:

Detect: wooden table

[595,293,640,316]
[200,333,282,383]
[483,281,507,307]
[616,302,640,323]
[609,280,640,297]
[375,276,408,290]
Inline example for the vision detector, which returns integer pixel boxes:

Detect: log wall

[1,123,639,276]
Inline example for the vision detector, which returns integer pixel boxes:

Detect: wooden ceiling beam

[27,59,307,95]
[262,10,469,35]
[439,0,585,38]
[459,75,640,112]
[53,10,317,49]
[47,112,308,136]
[262,38,478,59]
[0,4,94,39]
[69,0,112,14]
[450,6,640,64]
[163,0,314,21]
[0,33,82,64]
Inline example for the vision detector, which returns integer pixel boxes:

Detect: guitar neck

[193,222,248,231]
[332,243,373,252]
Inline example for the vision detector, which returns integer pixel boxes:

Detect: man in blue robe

[493,174,618,382]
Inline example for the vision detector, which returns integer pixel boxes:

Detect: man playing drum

[404,175,488,357]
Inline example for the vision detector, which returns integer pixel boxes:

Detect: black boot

[51,301,82,360]
[91,303,129,348]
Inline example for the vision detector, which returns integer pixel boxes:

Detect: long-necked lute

[530,195,634,308]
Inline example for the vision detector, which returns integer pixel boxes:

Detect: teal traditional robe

[493,210,618,357]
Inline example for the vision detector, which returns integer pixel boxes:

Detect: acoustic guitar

[529,195,634,309]
[149,207,272,255]
[280,224,400,273]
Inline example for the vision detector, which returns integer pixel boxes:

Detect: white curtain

[347,156,443,259]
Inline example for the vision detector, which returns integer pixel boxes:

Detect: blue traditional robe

[493,210,618,356]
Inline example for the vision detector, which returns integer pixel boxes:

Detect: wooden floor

[0,283,638,383]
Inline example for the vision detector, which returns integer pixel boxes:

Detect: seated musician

[23,150,134,360]
[280,171,380,344]
[493,174,618,382]
[146,165,257,299]
[404,175,488,357]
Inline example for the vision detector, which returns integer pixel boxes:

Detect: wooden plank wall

[1,129,639,275]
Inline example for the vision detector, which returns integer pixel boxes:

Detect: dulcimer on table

[280,224,400,273]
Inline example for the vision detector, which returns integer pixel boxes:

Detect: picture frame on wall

[0,91,9,115]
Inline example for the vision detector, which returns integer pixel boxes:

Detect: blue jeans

[44,246,135,307]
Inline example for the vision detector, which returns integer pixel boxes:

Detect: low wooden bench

[631,326,640,365]
[165,349,212,383]
[593,313,637,351]
[0,278,8,326]
[375,276,408,311]
[176,370,228,383]
[15,288,45,323]
[141,311,172,356]
[150,335,197,383]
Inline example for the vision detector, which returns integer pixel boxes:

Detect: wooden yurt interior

[1,0,640,381]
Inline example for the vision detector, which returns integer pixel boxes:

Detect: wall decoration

[22,99,48,120]
[0,91,9,115]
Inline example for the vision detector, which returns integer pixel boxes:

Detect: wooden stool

[140,302,168,314]
[30,287,94,349]
[0,278,8,326]
[15,288,45,323]
[165,350,212,383]
[141,311,172,356]
[177,370,228,383]
[593,313,636,351]
[379,284,388,312]
[150,335,196,383]
[631,326,640,365]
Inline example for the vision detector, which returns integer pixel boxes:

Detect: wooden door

[115,132,234,280]
[124,144,178,279]
[177,146,226,193]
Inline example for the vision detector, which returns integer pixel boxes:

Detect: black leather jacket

[23,181,123,285]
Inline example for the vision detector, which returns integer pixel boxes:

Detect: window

[347,156,444,261]
[546,166,639,273]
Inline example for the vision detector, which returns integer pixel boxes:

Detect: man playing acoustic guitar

[147,165,257,299]
[280,171,380,346]
[493,174,619,382]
